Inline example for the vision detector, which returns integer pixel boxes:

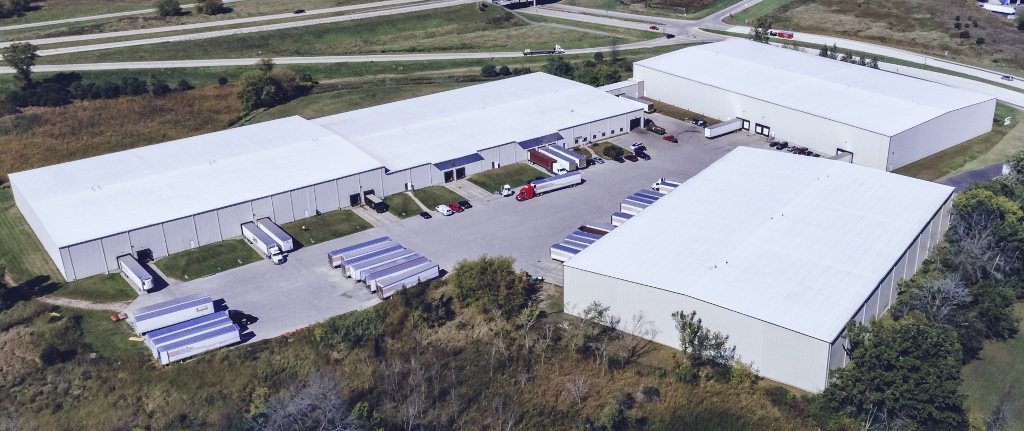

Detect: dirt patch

[0,326,39,382]
[36,296,129,312]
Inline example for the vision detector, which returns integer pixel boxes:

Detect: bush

[313,308,384,349]
[602,145,624,159]
[497,65,511,76]
[218,76,229,86]
[194,0,225,15]
[976,37,985,45]
[120,77,147,96]
[954,22,961,29]
[959,30,970,39]
[480,65,497,78]
[396,280,453,329]
[154,0,181,16]
[449,255,530,318]
[593,52,604,62]
[176,79,194,92]
[39,344,62,366]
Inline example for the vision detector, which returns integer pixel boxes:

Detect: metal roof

[9,116,383,248]
[311,73,646,171]
[133,293,212,322]
[565,147,953,342]
[634,39,994,137]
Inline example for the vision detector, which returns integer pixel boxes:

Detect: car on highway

[650,25,659,30]
[663,135,678,143]
[436,205,454,216]
[624,154,639,162]
[1003,75,1015,81]
[458,200,472,210]
[293,9,306,14]
[419,211,432,219]
[447,202,463,213]
[591,156,605,164]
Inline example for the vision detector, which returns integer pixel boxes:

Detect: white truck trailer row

[354,252,424,284]
[144,311,240,365]
[328,236,441,298]
[241,222,284,264]
[651,178,682,194]
[374,261,441,300]
[118,254,154,291]
[126,293,214,335]
[341,244,408,278]
[328,236,393,268]
[611,211,633,226]
[541,145,587,171]
[256,218,293,252]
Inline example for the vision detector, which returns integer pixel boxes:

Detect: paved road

[3,0,433,48]
[0,0,245,32]
[0,38,686,73]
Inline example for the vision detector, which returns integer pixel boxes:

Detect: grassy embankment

[280,210,372,246]
[516,12,660,41]
[153,240,262,281]
[383,193,423,219]
[721,0,791,25]
[412,186,466,209]
[468,163,549,192]
[961,303,1024,431]
[557,0,743,20]
[894,103,1019,181]
[37,5,623,64]
[50,274,137,303]
[0,189,61,284]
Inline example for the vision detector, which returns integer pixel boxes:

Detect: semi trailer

[542,145,587,170]
[145,311,240,365]
[352,252,423,283]
[364,194,388,213]
[328,237,392,268]
[341,244,407,277]
[364,256,429,290]
[611,211,633,226]
[126,293,214,335]
[516,171,582,201]
[523,44,564,56]
[241,222,284,264]
[652,178,682,193]
[375,262,440,299]
[705,118,743,139]
[528,149,570,174]
[256,218,293,252]
[118,254,154,291]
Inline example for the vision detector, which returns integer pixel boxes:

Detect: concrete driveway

[126,115,768,342]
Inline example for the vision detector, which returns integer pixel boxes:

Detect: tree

[480,65,497,77]
[601,145,623,159]
[1,42,39,90]
[593,51,604,62]
[897,274,971,326]
[217,76,228,86]
[960,30,971,39]
[38,344,62,366]
[194,0,225,15]
[148,75,170,96]
[671,310,735,365]
[256,57,275,73]
[821,314,968,430]
[977,37,986,45]
[818,44,828,57]
[154,0,181,17]
[497,65,511,76]
[448,255,530,318]
[984,391,1013,431]
[749,17,773,43]
[543,57,574,78]
[175,79,193,91]
[257,370,353,431]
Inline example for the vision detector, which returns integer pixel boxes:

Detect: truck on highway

[118,254,154,291]
[523,44,564,56]
[705,118,743,139]
[241,222,285,264]
[256,218,293,252]
[529,149,570,174]
[516,171,582,201]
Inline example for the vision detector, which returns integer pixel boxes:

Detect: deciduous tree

[1,42,38,90]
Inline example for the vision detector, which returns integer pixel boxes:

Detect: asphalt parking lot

[126,113,771,342]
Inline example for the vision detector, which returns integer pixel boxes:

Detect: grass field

[722,0,791,25]
[51,274,137,303]
[894,103,1017,181]
[961,303,1024,430]
[412,186,466,209]
[589,140,632,159]
[572,146,593,158]
[516,12,659,41]
[39,5,622,64]
[467,163,549,192]
[383,192,422,219]
[153,239,261,281]
[0,0,154,27]
[63,308,148,358]
[0,189,62,284]
[280,209,371,246]
[557,0,741,20]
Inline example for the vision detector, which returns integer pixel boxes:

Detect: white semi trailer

[241,222,284,264]
[118,254,154,291]
[256,218,293,252]
[145,311,240,365]
[126,293,214,335]
[704,118,743,139]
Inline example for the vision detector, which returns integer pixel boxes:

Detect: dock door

[754,123,770,137]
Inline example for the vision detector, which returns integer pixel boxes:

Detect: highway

[0,0,245,32]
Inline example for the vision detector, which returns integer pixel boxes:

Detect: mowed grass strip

[722,0,794,24]
[39,5,619,64]
[412,186,465,209]
[280,209,372,246]
[154,239,262,281]
[51,273,138,303]
[894,103,1018,181]
[0,189,62,284]
[468,163,549,192]
[64,308,148,358]
[961,303,1024,430]
[384,192,422,219]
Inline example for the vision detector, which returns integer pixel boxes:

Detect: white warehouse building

[563,147,954,392]
[313,72,646,195]
[633,39,996,171]
[10,116,386,281]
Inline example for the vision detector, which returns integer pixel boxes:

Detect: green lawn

[572,146,593,158]
[961,303,1024,430]
[153,239,261,281]
[516,12,658,42]
[468,163,549,193]
[64,308,148,358]
[51,273,138,303]
[383,192,422,219]
[39,5,621,64]
[589,141,632,159]
[412,186,466,209]
[0,188,62,284]
[280,209,372,246]
[722,0,794,25]
[894,103,1018,181]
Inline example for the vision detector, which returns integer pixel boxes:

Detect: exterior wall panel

[410,165,432,188]
[251,197,275,222]
[162,217,199,254]
[564,266,830,392]
[337,175,361,207]
[384,171,409,195]
[101,233,132,272]
[194,210,222,245]
[128,224,168,258]
[217,202,254,239]
[879,269,896,313]
[68,240,107,279]
[499,142,517,165]
[359,169,384,196]
[314,181,341,213]
[479,147,500,170]
[888,100,996,169]
[59,247,76,280]
[290,187,315,221]
[271,193,294,224]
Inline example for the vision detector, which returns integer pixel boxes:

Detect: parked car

[663,135,678,143]
[666,33,675,39]
[635,150,651,160]
[614,156,626,163]
[458,200,472,210]
[691,118,707,127]
[591,156,605,164]
[293,9,306,13]
[650,25,659,30]
[631,142,646,151]
[624,154,639,162]
[229,310,257,328]
[436,205,454,216]
[419,211,432,219]
[1003,75,1014,81]
[447,202,463,213]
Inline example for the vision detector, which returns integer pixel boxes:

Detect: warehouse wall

[888,99,996,170]
[564,266,832,392]
[635,66,893,170]
[53,167,387,281]
[11,183,66,280]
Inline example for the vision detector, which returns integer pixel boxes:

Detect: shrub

[497,65,511,76]
[602,145,624,159]
[154,0,181,17]
[638,386,660,403]
[194,0,225,15]
[593,52,604,62]
[954,22,961,29]
[176,79,194,92]
[148,76,171,96]
[39,344,61,366]
[959,30,970,39]
[313,308,384,349]
[218,76,229,86]
[976,37,985,45]
[449,255,530,318]
[480,65,497,77]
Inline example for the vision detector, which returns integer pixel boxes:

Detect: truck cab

[516,184,536,201]
[500,184,514,197]
[269,244,285,265]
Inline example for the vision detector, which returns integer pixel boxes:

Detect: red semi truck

[516,171,583,201]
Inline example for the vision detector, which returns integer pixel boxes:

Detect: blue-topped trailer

[327,236,392,268]
[550,243,581,262]
[375,262,440,299]
[353,252,423,284]
[144,311,240,365]
[611,211,633,226]
[127,293,214,335]
[341,244,406,276]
